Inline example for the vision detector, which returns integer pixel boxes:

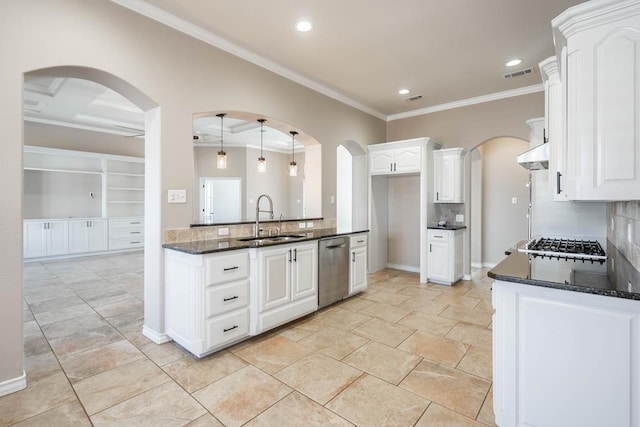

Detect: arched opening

[469,136,530,268]
[21,66,165,359]
[336,141,367,233]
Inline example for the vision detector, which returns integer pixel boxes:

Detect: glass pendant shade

[288,161,298,176]
[257,119,267,173]
[258,156,267,173]
[217,151,227,169]
[216,113,227,169]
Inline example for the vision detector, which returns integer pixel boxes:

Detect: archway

[468,136,529,268]
[22,67,165,350]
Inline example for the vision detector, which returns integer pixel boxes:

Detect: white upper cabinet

[539,56,568,201]
[369,144,421,175]
[434,148,464,203]
[553,0,640,200]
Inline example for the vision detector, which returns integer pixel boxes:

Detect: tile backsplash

[434,203,465,225]
[608,201,640,273]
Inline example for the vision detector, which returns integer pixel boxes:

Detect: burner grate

[519,238,606,264]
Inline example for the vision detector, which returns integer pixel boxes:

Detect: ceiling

[114,0,588,118]
[24,1,588,144]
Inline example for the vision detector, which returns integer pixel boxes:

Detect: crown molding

[24,116,144,137]
[110,0,387,120]
[386,84,544,122]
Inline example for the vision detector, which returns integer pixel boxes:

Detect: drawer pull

[357,239,365,243]
[433,236,443,238]
[130,241,141,244]
[223,325,239,333]
[223,266,239,272]
[130,231,141,234]
[131,221,141,224]
[223,296,239,302]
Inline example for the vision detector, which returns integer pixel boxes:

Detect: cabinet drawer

[350,234,367,248]
[206,279,249,317]
[206,308,249,348]
[109,218,144,229]
[109,237,144,250]
[110,228,144,239]
[428,230,450,241]
[205,251,249,285]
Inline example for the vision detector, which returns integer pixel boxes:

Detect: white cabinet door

[68,220,89,254]
[23,221,47,258]
[428,240,449,281]
[46,221,68,256]
[349,246,367,295]
[434,149,463,203]
[370,150,395,174]
[259,246,291,312]
[394,146,421,173]
[556,8,640,200]
[291,242,317,301]
[88,219,108,252]
[493,281,640,427]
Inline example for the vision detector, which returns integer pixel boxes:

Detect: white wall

[24,171,102,219]
[387,175,420,271]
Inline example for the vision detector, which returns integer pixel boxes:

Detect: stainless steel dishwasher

[318,236,349,308]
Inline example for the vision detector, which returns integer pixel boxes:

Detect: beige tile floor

[3,252,496,426]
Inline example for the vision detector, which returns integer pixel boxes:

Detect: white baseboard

[0,371,26,397]
[462,274,472,281]
[471,262,484,268]
[483,262,497,269]
[142,325,172,344]
[386,263,420,273]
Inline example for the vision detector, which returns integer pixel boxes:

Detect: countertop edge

[163,228,369,255]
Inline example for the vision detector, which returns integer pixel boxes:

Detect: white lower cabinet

[68,219,107,253]
[165,249,250,358]
[108,217,144,250]
[349,234,367,295]
[23,220,68,258]
[427,228,463,285]
[253,241,318,335]
[493,280,640,427]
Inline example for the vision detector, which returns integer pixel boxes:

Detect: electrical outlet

[511,197,518,204]
[455,214,464,222]
[330,195,335,204]
[218,227,229,236]
[168,189,187,204]
[298,222,306,229]
[611,217,615,231]
[89,191,95,199]
[306,221,314,228]
[628,223,633,242]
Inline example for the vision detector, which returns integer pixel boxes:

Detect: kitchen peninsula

[163,227,368,358]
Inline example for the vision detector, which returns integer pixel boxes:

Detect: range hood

[517,143,549,170]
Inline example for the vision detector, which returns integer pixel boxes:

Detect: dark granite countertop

[163,228,369,255]
[427,224,467,230]
[190,217,323,227]
[488,240,640,300]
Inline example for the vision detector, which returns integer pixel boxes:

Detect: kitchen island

[488,241,640,427]
[163,228,368,358]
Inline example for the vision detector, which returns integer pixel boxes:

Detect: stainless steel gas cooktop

[519,237,607,264]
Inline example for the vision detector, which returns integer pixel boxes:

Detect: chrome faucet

[255,194,274,238]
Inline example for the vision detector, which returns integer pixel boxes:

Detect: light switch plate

[298,222,306,229]
[218,227,229,236]
[306,221,314,228]
[512,197,518,204]
[455,214,464,222]
[168,189,187,204]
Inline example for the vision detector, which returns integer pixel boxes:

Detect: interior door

[200,177,241,223]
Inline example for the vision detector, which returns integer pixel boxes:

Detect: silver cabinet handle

[223,325,238,333]
[294,248,297,262]
[223,266,239,271]
[352,252,355,262]
[429,244,432,252]
[223,296,239,302]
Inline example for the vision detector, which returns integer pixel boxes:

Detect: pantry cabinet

[552,0,640,200]
[254,241,318,334]
[68,219,108,254]
[369,145,421,175]
[427,228,463,285]
[433,148,464,203]
[165,249,251,358]
[349,234,367,295]
[493,280,640,427]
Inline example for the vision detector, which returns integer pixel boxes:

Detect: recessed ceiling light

[296,21,313,32]
[398,89,410,95]
[506,58,523,67]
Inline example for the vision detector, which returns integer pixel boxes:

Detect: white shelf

[107,172,144,177]
[108,201,144,204]
[24,167,103,175]
[108,187,144,191]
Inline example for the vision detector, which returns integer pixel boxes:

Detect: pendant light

[289,130,298,177]
[216,113,227,169]
[257,119,267,173]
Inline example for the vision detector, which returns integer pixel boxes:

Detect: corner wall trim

[0,371,26,398]
[142,325,172,344]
